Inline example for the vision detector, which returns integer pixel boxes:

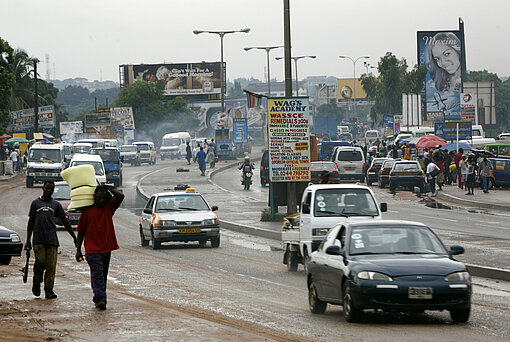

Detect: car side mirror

[326,245,345,256]
[302,203,310,214]
[143,208,152,214]
[449,245,464,255]
[380,202,387,212]
[211,206,218,211]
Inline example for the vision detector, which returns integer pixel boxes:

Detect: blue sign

[434,122,472,140]
[233,118,248,143]
[216,139,233,156]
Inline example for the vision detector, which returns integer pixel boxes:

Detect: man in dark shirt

[25,180,77,299]
[76,185,124,310]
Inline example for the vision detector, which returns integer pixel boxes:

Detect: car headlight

[312,228,330,236]
[10,233,20,242]
[154,220,176,227]
[202,218,217,226]
[358,271,393,281]
[445,271,471,282]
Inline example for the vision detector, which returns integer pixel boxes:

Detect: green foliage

[56,85,119,117]
[113,81,198,145]
[317,102,344,121]
[361,52,426,126]
[0,38,15,132]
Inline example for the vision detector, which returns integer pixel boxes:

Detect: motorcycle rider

[238,155,255,190]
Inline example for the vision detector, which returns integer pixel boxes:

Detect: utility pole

[283,0,296,214]
[34,60,39,133]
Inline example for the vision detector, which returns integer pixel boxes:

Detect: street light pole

[193,28,250,113]
[244,46,283,96]
[339,55,369,118]
[276,55,316,96]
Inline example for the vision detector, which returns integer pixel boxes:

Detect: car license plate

[408,287,433,299]
[345,167,355,171]
[401,172,413,176]
[179,228,201,233]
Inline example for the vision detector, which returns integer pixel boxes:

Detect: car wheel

[450,306,470,323]
[151,229,161,249]
[308,280,327,314]
[199,240,207,246]
[0,256,12,265]
[211,236,220,248]
[26,176,33,188]
[140,226,149,247]
[286,250,298,272]
[367,180,372,186]
[343,281,363,322]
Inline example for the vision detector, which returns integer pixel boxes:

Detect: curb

[466,264,510,282]
[436,191,510,212]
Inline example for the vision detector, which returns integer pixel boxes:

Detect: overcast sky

[2,0,509,83]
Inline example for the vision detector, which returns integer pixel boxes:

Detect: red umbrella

[0,133,12,139]
[416,135,446,148]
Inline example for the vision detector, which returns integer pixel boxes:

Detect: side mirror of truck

[302,203,310,214]
[143,208,152,214]
[380,202,387,212]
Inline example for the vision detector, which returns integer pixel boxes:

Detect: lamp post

[244,46,283,96]
[339,55,369,116]
[193,28,250,113]
[275,55,316,96]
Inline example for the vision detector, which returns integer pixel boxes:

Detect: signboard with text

[8,105,55,131]
[233,118,248,143]
[460,93,476,122]
[267,97,310,182]
[434,121,472,140]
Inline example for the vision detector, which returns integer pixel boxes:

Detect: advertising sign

[418,31,465,120]
[216,139,233,156]
[267,97,310,182]
[110,107,135,129]
[8,106,56,131]
[233,118,248,143]
[121,62,223,96]
[434,121,472,140]
[59,121,83,135]
[85,111,111,138]
[337,78,367,101]
[382,114,394,137]
[460,93,476,121]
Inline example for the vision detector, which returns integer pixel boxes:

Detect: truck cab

[282,184,387,271]
[26,144,66,188]
[89,147,123,187]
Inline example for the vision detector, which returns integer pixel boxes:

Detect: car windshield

[90,149,119,163]
[162,138,180,146]
[372,159,385,166]
[53,185,71,200]
[79,140,100,148]
[314,188,379,217]
[70,161,104,175]
[338,150,362,161]
[394,163,419,170]
[121,146,137,152]
[136,144,150,151]
[28,149,61,163]
[349,226,447,255]
[72,145,91,154]
[366,132,378,138]
[155,194,209,212]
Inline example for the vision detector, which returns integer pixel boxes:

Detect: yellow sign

[337,78,367,100]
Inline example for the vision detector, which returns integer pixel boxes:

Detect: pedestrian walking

[195,146,207,176]
[206,146,215,169]
[185,142,192,165]
[459,155,468,190]
[10,148,19,171]
[465,157,476,195]
[0,145,5,161]
[478,155,493,193]
[426,161,440,196]
[454,148,464,189]
[75,185,125,310]
[25,180,78,299]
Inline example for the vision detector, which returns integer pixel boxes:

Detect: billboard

[267,97,310,182]
[191,99,265,130]
[110,107,135,129]
[60,121,83,135]
[460,93,477,122]
[121,62,223,96]
[8,105,56,131]
[402,93,422,126]
[337,78,367,101]
[418,31,465,120]
[434,121,472,140]
[233,118,248,143]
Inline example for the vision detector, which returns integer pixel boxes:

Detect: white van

[364,130,379,145]
[103,139,118,147]
[160,132,191,160]
[133,141,157,165]
[332,146,366,182]
[72,142,93,155]
[336,125,350,137]
[78,138,105,149]
[412,127,435,138]
[69,154,106,184]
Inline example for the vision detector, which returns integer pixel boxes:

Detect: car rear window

[366,131,378,138]
[311,162,336,170]
[337,150,362,161]
[394,163,419,170]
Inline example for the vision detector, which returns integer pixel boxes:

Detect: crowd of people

[189,138,217,176]
[0,143,27,172]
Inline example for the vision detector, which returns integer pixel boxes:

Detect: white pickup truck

[282,184,387,271]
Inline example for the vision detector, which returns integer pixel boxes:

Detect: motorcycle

[241,164,253,190]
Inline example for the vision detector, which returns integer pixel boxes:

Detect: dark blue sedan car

[306,220,471,323]
[0,225,23,265]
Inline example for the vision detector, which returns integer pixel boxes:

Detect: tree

[361,52,426,126]
[113,81,198,145]
[316,102,344,122]
[0,37,15,132]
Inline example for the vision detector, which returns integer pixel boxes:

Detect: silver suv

[332,146,365,182]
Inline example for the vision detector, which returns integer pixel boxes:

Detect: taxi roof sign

[185,188,196,193]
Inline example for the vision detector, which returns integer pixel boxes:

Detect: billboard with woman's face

[418,31,465,120]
